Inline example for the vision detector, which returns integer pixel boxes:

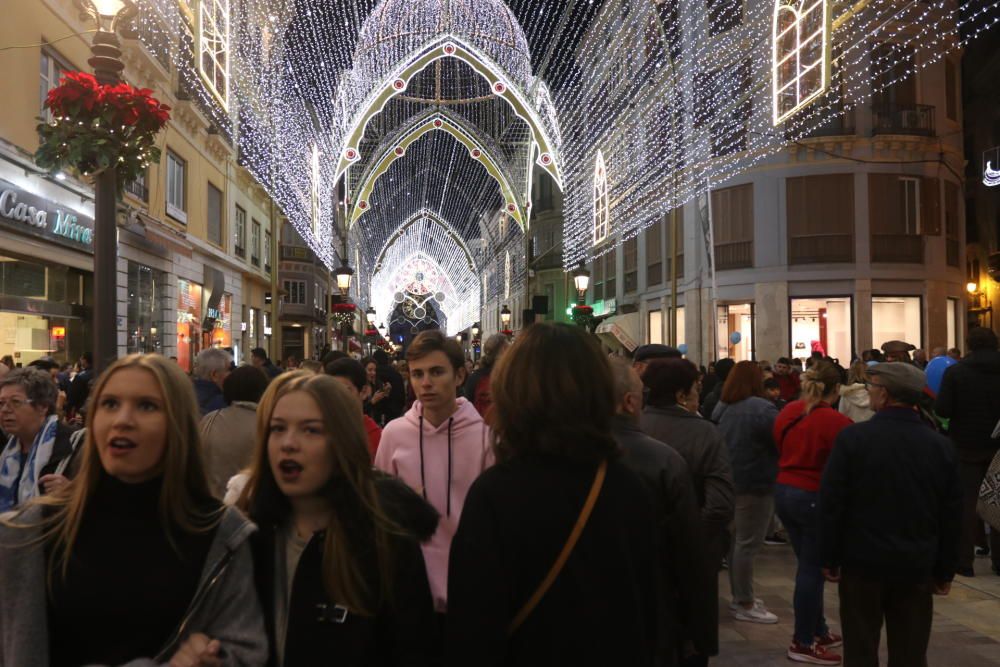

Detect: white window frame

[166,151,187,223]
[900,176,920,234]
[40,49,69,122]
[283,280,306,306]
[251,219,261,266]
[772,0,831,124]
[234,205,246,257]
[264,229,272,273]
[593,151,610,245]
[198,0,230,109]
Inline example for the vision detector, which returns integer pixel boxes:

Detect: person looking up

[821,362,961,666]
[375,330,492,616]
[609,358,702,666]
[192,348,232,415]
[463,333,510,421]
[0,368,80,511]
[447,323,658,665]
[0,354,267,666]
[641,358,735,665]
[326,357,383,460]
[237,372,438,666]
[252,347,282,378]
[200,365,272,498]
[935,327,1000,577]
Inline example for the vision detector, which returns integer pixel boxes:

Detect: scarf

[0,414,59,512]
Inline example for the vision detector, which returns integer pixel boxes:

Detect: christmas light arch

[373,209,478,275]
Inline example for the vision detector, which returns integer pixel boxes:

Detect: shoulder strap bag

[508,460,607,635]
[978,448,1000,532]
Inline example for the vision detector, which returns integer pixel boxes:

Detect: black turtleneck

[47,472,219,666]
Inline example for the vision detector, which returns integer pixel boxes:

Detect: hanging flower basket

[571,304,595,329]
[501,329,514,338]
[331,302,356,331]
[35,72,170,197]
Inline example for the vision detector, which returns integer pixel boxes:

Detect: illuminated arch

[372,209,478,275]
[348,112,527,230]
[370,251,479,334]
[772,0,831,124]
[593,151,610,245]
[336,37,562,190]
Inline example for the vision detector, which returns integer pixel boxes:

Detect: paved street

[716,544,1000,665]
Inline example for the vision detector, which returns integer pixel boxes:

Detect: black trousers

[958,450,1000,569]
[838,571,933,667]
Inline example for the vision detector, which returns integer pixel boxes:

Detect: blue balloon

[730,331,742,345]
[925,355,957,395]
[677,343,688,356]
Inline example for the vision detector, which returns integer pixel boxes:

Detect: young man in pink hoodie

[374,330,493,614]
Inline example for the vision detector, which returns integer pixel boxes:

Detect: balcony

[871,234,924,263]
[872,104,935,137]
[786,112,855,140]
[789,234,854,264]
[124,178,148,202]
[714,241,754,270]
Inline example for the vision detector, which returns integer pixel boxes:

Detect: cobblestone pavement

[714,543,1000,666]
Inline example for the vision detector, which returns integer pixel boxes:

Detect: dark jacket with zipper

[712,397,780,495]
[820,407,962,583]
[935,349,1000,456]
[250,476,439,667]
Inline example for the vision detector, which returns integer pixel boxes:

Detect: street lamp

[471,322,480,338]
[572,263,591,304]
[365,305,377,326]
[500,305,511,329]
[967,281,979,295]
[334,264,354,295]
[75,0,138,372]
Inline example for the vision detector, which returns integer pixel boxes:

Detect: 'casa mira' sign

[0,177,94,253]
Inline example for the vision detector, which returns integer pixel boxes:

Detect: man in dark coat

[372,350,405,423]
[700,358,734,422]
[64,352,93,417]
[935,326,1000,576]
[251,347,282,379]
[610,359,701,667]
[821,362,961,666]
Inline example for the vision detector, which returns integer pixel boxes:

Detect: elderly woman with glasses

[0,368,79,511]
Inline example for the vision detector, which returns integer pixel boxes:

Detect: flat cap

[634,344,682,362]
[868,362,926,402]
[880,340,916,353]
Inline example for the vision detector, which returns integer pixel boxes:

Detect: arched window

[504,250,511,300]
[198,0,230,109]
[772,0,830,124]
[593,151,610,245]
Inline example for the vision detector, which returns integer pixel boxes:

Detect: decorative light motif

[197,0,229,109]
[504,250,511,300]
[985,147,1000,187]
[593,150,610,246]
[772,0,830,124]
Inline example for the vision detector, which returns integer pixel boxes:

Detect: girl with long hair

[773,360,853,664]
[237,371,438,666]
[0,353,267,666]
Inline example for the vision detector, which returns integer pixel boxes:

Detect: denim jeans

[774,483,830,646]
[729,493,774,605]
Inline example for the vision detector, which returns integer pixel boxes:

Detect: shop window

[672,305,686,348]
[210,294,232,348]
[712,184,754,269]
[127,262,166,355]
[787,174,854,263]
[718,303,754,361]
[251,219,261,266]
[166,151,187,223]
[872,296,922,351]
[646,220,663,287]
[207,182,223,246]
[790,297,852,364]
[234,205,246,258]
[198,0,229,108]
[648,308,663,345]
[947,297,959,350]
[1,260,46,298]
[177,278,203,373]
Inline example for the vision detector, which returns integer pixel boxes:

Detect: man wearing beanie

[819,362,961,666]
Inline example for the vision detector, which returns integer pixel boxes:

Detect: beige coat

[839,383,875,423]
[200,401,259,498]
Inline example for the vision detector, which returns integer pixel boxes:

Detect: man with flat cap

[880,340,916,363]
[820,362,961,667]
[633,343,682,377]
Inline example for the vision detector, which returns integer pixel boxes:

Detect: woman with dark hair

[238,371,439,666]
[641,358,734,666]
[773,360,851,664]
[447,322,658,665]
[0,354,267,666]
[711,361,780,625]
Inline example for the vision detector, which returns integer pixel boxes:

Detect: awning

[595,313,640,352]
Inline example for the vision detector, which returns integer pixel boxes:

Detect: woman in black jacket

[238,371,439,666]
[447,322,658,666]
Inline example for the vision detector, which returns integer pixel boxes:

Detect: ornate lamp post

[572,263,591,305]
[76,0,138,372]
[500,305,512,333]
[334,264,355,296]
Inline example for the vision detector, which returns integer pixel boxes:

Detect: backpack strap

[508,460,608,635]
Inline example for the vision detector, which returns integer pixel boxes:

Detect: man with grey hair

[0,368,79,511]
[608,358,704,666]
[821,362,961,666]
[193,347,232,415]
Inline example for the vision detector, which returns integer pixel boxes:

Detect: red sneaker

[815,631,843,649]
[787,641,842,665]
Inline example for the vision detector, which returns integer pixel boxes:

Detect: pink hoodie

[374,397,493,612]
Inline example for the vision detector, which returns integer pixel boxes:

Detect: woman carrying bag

[0,353,267,667]
[446,323,658,666]
[237,371,439,666]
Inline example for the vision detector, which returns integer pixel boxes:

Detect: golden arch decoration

[336,36,562,190]
[348,113,527,230]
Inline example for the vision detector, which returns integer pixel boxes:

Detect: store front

[127,261,167,355]
[718,303,754,361]
[872,296,922,351]
[790,297,853,364]
[177,278,203,373]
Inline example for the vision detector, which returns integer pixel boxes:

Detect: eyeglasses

[0,398,33,411]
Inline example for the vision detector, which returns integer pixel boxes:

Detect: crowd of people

[0,324,997,666]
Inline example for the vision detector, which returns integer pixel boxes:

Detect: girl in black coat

[238,371,439,666]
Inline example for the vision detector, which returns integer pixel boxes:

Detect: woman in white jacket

[838,361,875,423]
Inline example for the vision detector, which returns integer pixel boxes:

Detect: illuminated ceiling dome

[352,0,535,94]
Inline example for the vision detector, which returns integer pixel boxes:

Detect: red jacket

[364,415,382,461]
[774,372,801,402]
[773,400,853,491]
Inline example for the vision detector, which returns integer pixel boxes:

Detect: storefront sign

[0,178,94,253]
